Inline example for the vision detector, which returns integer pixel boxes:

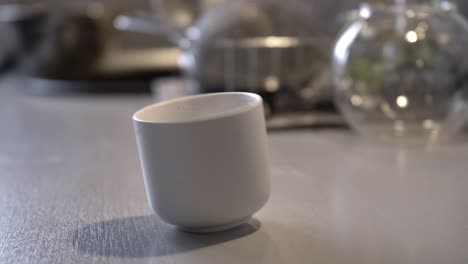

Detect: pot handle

[113,10,185,46]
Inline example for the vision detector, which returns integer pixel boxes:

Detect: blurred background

[2,0,468,135]
[0,0,359,111]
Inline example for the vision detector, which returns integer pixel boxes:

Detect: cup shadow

[71,215,261,258]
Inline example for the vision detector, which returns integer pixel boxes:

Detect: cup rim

[133,92,262,125]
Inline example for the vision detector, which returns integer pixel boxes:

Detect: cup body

[133,92,270,232]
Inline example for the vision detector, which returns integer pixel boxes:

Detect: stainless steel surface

[0,75,467,263]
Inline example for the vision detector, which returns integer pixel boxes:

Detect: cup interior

[133,92,261,124]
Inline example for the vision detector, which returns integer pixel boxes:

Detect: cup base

[174,217,251,233]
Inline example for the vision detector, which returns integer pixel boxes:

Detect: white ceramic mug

[133,92,270,232]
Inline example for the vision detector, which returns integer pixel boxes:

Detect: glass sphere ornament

[333,0,468,143]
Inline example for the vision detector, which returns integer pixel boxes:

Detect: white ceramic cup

[133,92,270,232]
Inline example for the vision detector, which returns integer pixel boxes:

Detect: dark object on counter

[24,77,153,94]
[266,111,346,131]
[0,4,47,53]
[23,4,180,81]
[0,3,46,72]
[0,3,180,93]
[24,12,107,79]
[24,47,181,94]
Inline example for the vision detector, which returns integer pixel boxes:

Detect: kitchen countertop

[0,75,467,264]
